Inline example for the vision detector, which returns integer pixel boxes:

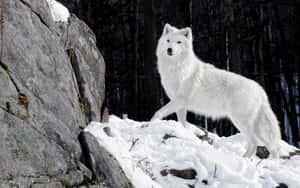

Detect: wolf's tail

[256,103,282,158]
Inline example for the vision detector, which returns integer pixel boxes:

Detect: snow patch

[85,115,300,188]
[46,0,70,22]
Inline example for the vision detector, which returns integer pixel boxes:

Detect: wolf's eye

[167,39,170,43]
[177,41,182,44]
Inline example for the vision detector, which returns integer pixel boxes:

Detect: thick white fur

[151,24,282,158]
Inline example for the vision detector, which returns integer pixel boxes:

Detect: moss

[18,92,30,118]
[81,103,88,115]
[78,96,88,114]
[123,182,134,188]
[0,61,8,71]
[46,173,56,179]
[78,94,88,123]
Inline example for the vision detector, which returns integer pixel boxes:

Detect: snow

[85,115,300,188]
[46,0,70,22]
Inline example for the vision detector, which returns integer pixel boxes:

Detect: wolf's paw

[243,144,257,158]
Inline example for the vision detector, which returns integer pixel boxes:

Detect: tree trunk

[226,0,242,74]
[144,0,160,120]
[273,4,299,146]
[132,0,139,119]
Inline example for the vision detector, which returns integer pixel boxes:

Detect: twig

[213,164,217,178]
[64,20,70,48]
[137,157,155,179]
[129,138,139,151]
[0,0,6,63]
[256,159,264,167]
[137,157,147,164]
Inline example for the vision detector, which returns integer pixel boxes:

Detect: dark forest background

[58,0,300,147]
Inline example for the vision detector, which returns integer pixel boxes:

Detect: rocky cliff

[0,0,131,187]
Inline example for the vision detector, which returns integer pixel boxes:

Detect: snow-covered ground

[85,116,300,188]
[46,0,70,22]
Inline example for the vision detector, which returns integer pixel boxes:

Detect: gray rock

[79,132,133,188]
[58,170,84,186]
[89,185,109,188]
[30,182,63,188]
[58,15,106,123]
[0,184,10,188]
[18,0,55,29]
[74,185,108,188]
[0,0,109,187]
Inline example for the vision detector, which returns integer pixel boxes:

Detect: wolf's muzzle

[167,48,173,56]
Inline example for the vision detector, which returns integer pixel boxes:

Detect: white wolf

[151,24,282,158]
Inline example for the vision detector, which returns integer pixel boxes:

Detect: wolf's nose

[167,48,173,55]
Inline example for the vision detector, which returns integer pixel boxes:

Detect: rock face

[63,15,105,123]
[79,132,133,188]
[0,0,129,187]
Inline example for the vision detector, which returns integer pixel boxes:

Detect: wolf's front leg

[176,109,187,127]
[150,100,179,122]
[243,136,258,158]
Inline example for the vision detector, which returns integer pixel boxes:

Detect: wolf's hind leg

[231,118,258,158]
[177,109,187,127]
[254,121,280,158]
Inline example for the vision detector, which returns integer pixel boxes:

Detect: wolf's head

[156,24,193,61]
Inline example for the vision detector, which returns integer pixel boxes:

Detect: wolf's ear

[180,27,192,40]
[163,23,175,35]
